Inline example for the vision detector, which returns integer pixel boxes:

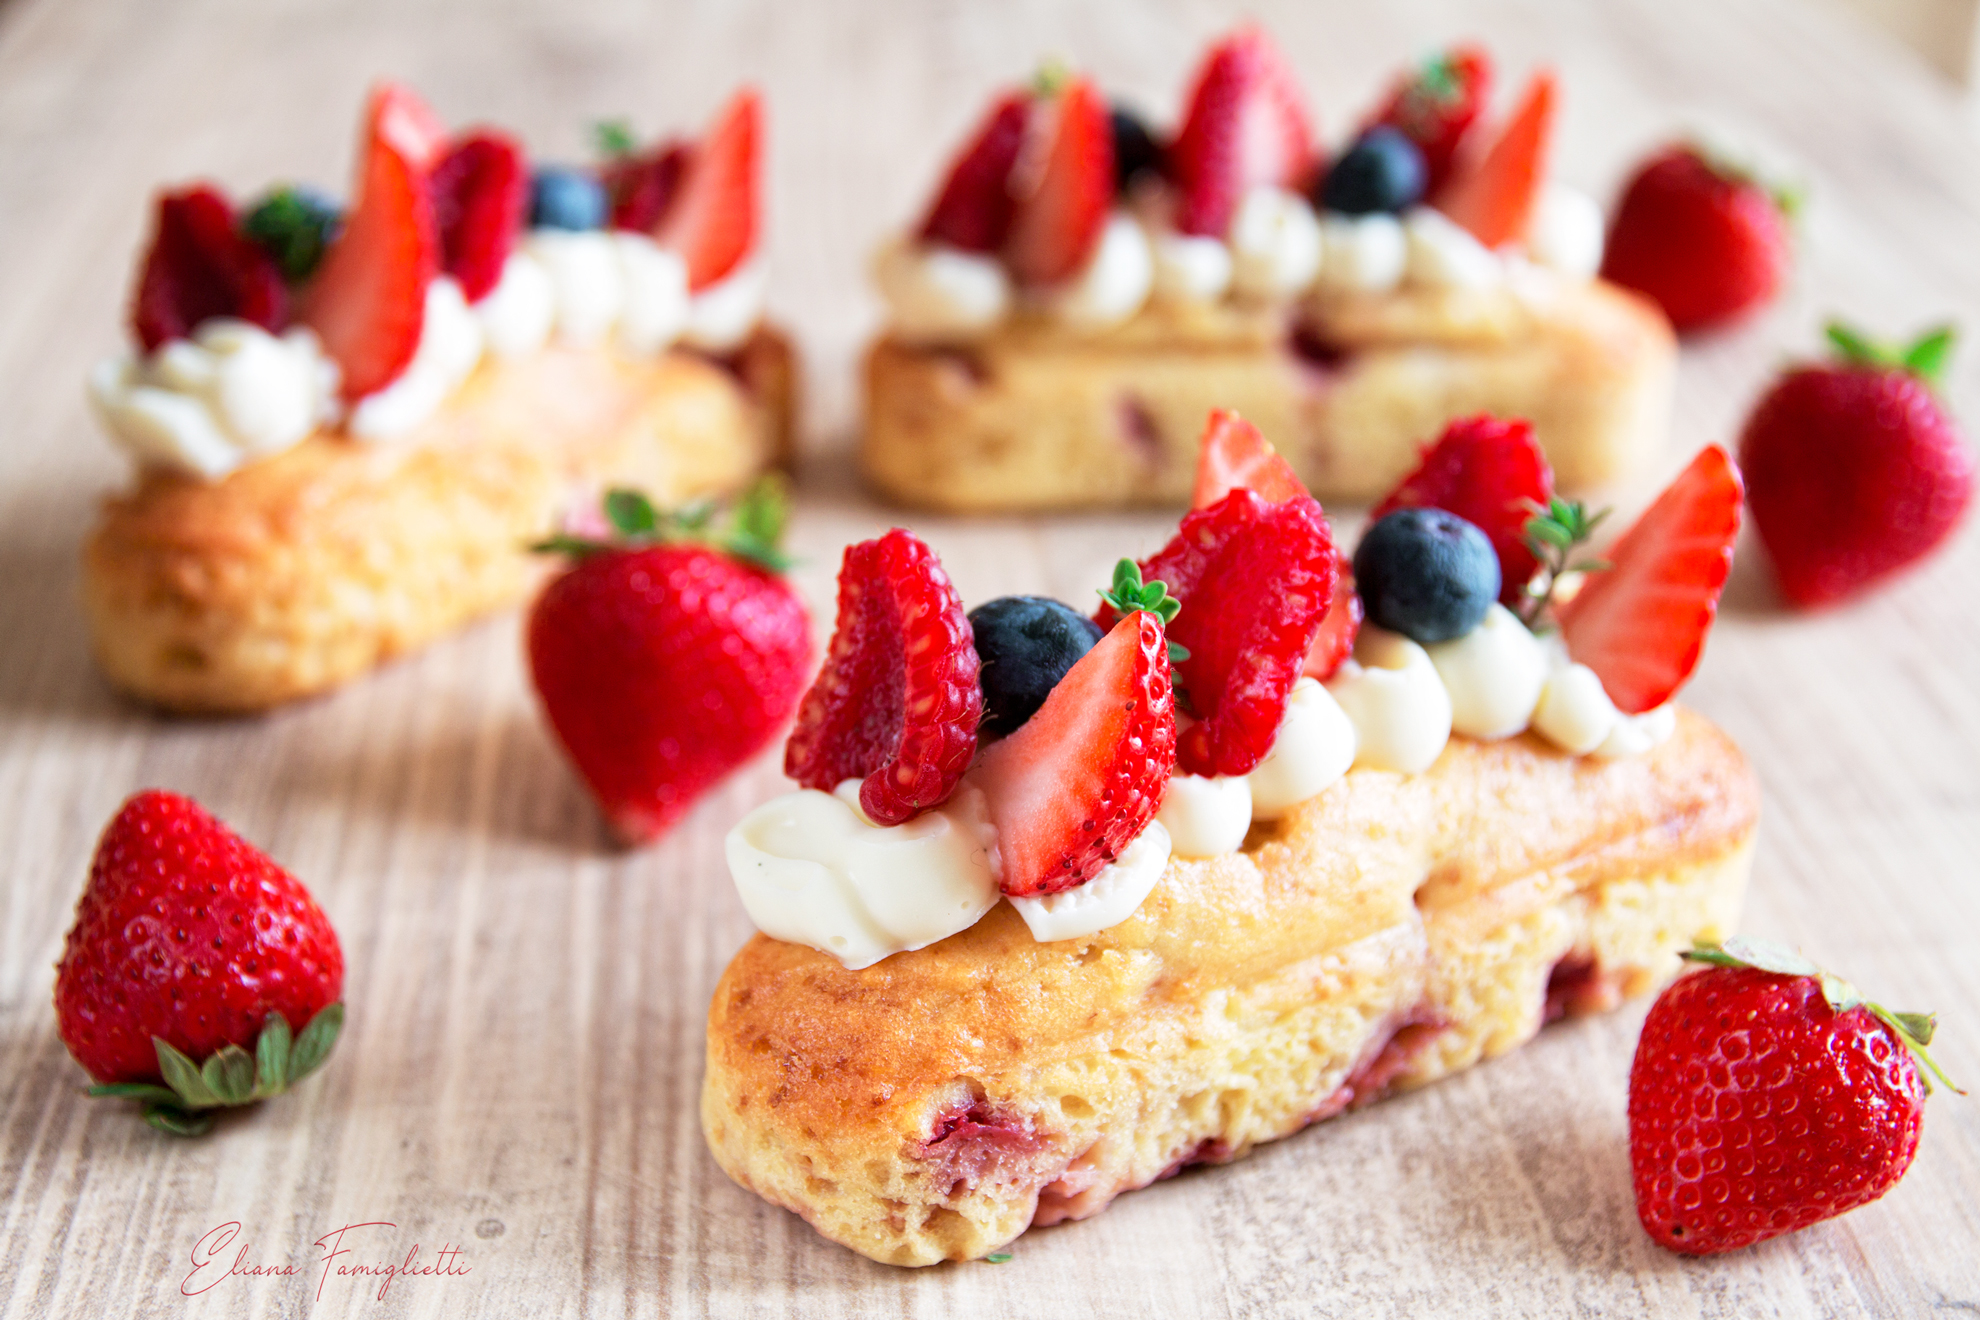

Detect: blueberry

[969,596,1106,737]
[241,185,343,282]
[1111,105,1167,195]
[529,167,607,230]
[1318,127,1427,216]
[1352,508,1500,643]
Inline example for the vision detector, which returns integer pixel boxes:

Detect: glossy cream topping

[476,251,557,358]
[1008,820,1172,943]
[1426,604,1548,740]
[1528,184,1606,279]
[89,321,339,478]
[1157,773,1252,858]
[1403,207,1503,289]
[725,780,1002,971]
[1530,661,1617,754]
[1318,212,1407,293]
[1050,211,1154,327]
[1327,627,1455,773]
[1246,676,1357,817]
[684,254,770,352]
[873,238,1012,339]
[1228,186,1324,300]
[1150,228,1235,304]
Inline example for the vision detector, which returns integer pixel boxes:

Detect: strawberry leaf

[1902,325,1956,387]
[154,1038,221,1108]
[142,1102,214,1137]
[201,1045,258,1106]
[256,1012,293,1095]
[605,489,660,538]
[289,1002,345,1084]
[593,118,638,159]
[87,1082,183,1104]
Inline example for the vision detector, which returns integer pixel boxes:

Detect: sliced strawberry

[130,185,288,352]
[1003,75,1113,286]
[920,91,1029,253]
[606,140,688,232]
[430,130,527,302]
[785,529,981,825]
[1435,68,1556,249]
[369,82,450,172]
[1372,414,1554,605]
[299,86,439,400]
[1303,566,1362,681]
[1557,445,1743,714]
[1169,25,1315,238]
[1191,409,1307,508]
[1367,44,1493,195]
[654,87,761,291]
[975,612,1177,897]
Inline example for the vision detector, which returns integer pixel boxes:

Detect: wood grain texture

[1,0,1978,1315]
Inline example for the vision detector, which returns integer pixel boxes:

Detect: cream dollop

[1157,775,1252,858]
[1530,661,1617,755]
[1527,184,1605,280]
[476,251,556,358]
[1150,228,1234,305]
[614,233,692,355]
[1595,703,1677,759]
[1008,820,1172,943]
[1426,604,1549,740]
[1247,677,1357,817]
[89,320,338,478]
[1327,627,1453,773]
[348,276,484,440]
[684,254,768,352]
[725,781,1002,971]
[1052,212,1154,327]
[1318,212,1407,293]
[526,230,625,347]
[1229,186,1323,300]
[1405,207,1503,288]
[873,238,1012,339]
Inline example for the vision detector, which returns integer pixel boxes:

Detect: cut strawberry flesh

[370,82,450,172]
[1435,68,1555,249]
[975,612,1176,897]
[654,87,761,291]
[430,131,527,302]
[1302,567,1362,682]
[1170,26,1314,238]
[1191,409,1308,509]
[130,185,288,352]
[299,86,439,400]
[1558,444,1743,714]
[607,140,688,233]
[1372,414,1554,605]
[1003,76,1113,286]
[785,529,981,825]
[921,92,1029,253]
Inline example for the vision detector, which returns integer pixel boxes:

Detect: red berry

[530,543,812,843]
[654,87,762,291]
[920,91,1029,253]
[1740,344,1974,609]
[1367,44,1493,195]
[1191,408,1307,509]
[1170,26,1314,239]
[785,529,981,826]
[1302,567,1362,681]
[1630,962,1929,1254]
[429,130,527,302]
[1004,75,1114,285]
[1435,69,1556,250]
[54,791,343,1087]
[975,612,1177,897]
[299,84,440,401]
[1372,414,1554,605]
[606,140,688,232]
[1557,444,1743,714]
[1601,146,1791,332]
[130,186,288,353]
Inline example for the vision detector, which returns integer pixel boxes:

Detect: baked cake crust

[84,327,796,713]
[860,277,1673,512]
[702,707,1757,1266]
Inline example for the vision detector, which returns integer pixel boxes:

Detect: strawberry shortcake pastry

[861,31,1675,511]
[84,83,794,712]
[705,411,1755,1265]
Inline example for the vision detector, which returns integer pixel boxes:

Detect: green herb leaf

[256,1012,293,1096]
[604,489,660,538]
[1098,559,1181,626]
[594,118,638,158]
[288,1002,345,1084]
[1516,497,1610,629]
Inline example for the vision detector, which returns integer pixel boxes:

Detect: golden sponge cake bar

[84,329,795,713]
[701,707,1756,1266]
[860,277,1673,512]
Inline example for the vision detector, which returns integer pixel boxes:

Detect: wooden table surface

[3,0,1979,1315]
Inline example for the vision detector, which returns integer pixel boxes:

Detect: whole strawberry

[1600,144,1793,332]
[55,790,345,1136]
[1629,937,1959,1255]
[1741,322,1975,609]
[528,479,812,843]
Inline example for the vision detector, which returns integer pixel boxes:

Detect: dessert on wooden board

[83,82,795,714]
[705,410,1756,1264]
[861,30,1676,512]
